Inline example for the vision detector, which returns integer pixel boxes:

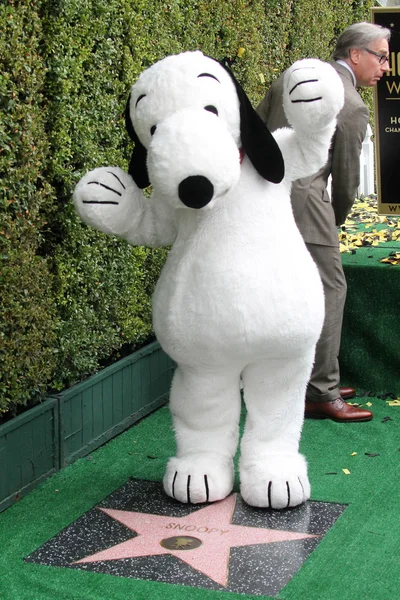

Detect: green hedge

[0,2,58,410]
[0,0,374,417]
[38,0,169,390]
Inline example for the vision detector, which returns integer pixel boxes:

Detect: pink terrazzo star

[75,494,318,587]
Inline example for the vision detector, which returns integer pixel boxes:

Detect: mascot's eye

[204,105,218,116]
[150,125,157,136]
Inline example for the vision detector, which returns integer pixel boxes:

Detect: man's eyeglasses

[363,47,389,65]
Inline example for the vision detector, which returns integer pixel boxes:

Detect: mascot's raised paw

[73,166,139,237]
[163,455,234,504]
[283,58,344,133]
[240,453,311,510]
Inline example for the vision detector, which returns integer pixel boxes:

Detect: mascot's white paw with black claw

[240,453,311,509]
[73,166,138,237]
[163,456,234,504]
[283,58,344,134]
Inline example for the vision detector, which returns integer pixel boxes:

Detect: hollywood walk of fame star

[75,493,319,587]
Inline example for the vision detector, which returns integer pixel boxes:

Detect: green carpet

[0,398,399,600]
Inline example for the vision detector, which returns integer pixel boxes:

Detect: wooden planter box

[58,341,174,466]
[0,342,174,514]
[0,398,60,514]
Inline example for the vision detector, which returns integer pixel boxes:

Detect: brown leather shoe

[305,397,373,422]
[339,387,356,400]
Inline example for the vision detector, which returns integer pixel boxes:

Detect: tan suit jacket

[257,61,369,246]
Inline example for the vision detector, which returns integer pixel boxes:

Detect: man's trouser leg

[305,243,347,403]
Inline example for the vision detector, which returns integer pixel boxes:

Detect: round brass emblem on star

[160,536,202,551]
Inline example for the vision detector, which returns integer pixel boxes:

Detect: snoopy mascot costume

[74,51,344,510]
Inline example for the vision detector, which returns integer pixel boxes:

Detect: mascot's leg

[163,364,241,504]
[239,352,314,509]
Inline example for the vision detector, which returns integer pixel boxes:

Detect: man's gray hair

[333,22,391,60]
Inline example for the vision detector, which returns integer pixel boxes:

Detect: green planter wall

[58,342,174,466]
[0,398,60,514]
[0,342,174,514]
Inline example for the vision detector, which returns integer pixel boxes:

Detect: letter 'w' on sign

[386,81,400,94]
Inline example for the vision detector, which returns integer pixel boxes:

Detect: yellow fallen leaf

[365,402,373,407]
[381,253,400,265]
[387,400,400,406]
[351,452,357,456]
[338,195,399,251]
[342,468,351,475]
[237,47,246,57]
[259,73,265,84]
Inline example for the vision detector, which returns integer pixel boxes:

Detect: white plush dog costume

[74,51,344,509]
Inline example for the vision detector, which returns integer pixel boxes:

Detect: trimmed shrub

[0,1,58,415]
[37,0,171,387]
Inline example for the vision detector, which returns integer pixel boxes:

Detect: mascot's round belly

[152,236,324,366]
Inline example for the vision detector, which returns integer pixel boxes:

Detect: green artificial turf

[0,398,399,600]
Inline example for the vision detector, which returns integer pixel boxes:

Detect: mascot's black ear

[219,61,284,184]
[125,93,151,189]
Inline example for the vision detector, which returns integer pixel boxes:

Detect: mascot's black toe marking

[286,482,291,508]
[268,481,272,508]
[178,175,214,209]
[291,96,322,104]
[107,171,126,189]
[87,181,122,196]
[289,79,318,95]
[172,471,178,499]
[187,475,191,504]
[298,477,305,498]
[82,200,120,205]
[204,474,209,503]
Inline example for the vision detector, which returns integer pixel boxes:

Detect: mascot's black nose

[178,175,214,209]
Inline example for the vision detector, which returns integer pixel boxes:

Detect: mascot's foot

[163,455,234,504]
[240,453,311,510]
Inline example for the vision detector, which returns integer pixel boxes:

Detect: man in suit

[257,22,391,422]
